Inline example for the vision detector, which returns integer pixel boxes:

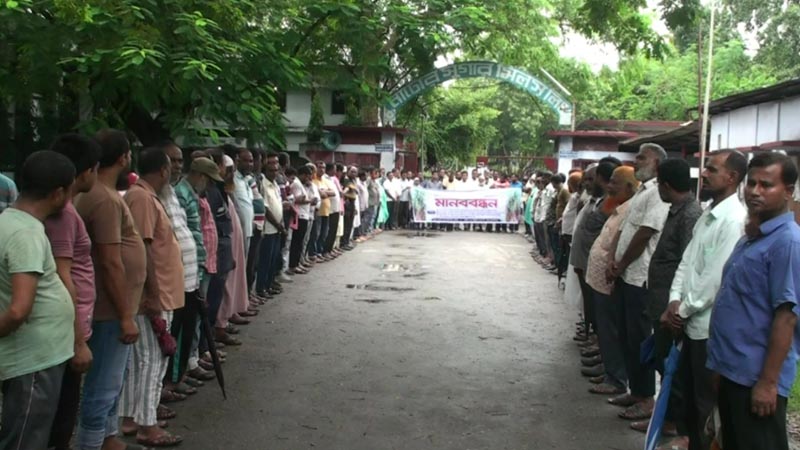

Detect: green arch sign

[384,61,573,126]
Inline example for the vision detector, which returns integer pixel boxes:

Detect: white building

[282,88,414,171]
[708,78,800,153]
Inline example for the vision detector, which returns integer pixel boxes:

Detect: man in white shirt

[232,147,254,255]
[661,150,748,449]
[607,143,670,420]
[256,152,286,297]
[398,170,414,229]
[533,172,555,259]
[382,170,401,230]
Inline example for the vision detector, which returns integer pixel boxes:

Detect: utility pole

[697,1,717,198]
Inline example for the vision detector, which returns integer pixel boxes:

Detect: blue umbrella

[644,342,682,450]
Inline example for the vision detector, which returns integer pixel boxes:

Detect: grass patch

[791,361,800,414]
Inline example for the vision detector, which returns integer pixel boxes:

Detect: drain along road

[169,231,644,450]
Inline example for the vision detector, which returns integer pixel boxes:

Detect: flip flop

[122,421,170,436]
[160,390,187,403]
[187,367,215,381]
[173,382,197,396]
[157,404,177,420]
[183,377,204,388]
[137,432,183,448]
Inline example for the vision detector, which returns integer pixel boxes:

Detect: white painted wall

[757,101,780,144]
[557,150,637,175]
[710,94,800,150]
[779,96,800,141]
[710,115,730,151]
[284,88,345,129]
[728,105,758,149]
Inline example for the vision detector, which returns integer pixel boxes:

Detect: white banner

[410,188,523,224]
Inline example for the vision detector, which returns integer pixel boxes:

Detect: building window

[277,91,287,113]
[331,90,346,115]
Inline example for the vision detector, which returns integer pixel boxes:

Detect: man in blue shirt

[707,152,800,450]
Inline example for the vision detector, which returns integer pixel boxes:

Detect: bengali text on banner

[410,188,522,224]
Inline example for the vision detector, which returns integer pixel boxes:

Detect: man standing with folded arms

[121,147,184,447]
[0,151,76,450]
[706,152,800,450]
[606,143,670,420]
[161,142,201,399]
[75,129,146,450]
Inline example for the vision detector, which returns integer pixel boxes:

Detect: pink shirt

[44,201,95,340]
[198,197,218,275]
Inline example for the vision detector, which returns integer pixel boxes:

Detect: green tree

[306,89,325,142]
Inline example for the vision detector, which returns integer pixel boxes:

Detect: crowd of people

[544,143,800,450]
[0,131,414,449]
[2,131,799,450]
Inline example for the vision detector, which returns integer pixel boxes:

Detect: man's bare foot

[136,425,183,447]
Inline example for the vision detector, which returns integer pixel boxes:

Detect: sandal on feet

[173,382,197,396]
[122,421,169,436]
[137,432,183,448]
[184,377,204,388]
[619,402,653,421]
[160,390,187,403]
[229,315,250,325]
[215,333,242,346]
[157,404,177,420]
[187,367,215,381]
[225,324,240,335]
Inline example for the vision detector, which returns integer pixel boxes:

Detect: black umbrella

[197,301,227,399]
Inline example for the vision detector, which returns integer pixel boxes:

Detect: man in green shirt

[0,150,77,450]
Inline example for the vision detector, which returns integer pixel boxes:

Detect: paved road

[163,230,645,450]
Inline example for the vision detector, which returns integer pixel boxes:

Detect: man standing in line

[607,143,670,420]
[0,151,76,450]
[324,163,343,256]
[631,158,702,435]
[256,152,287,297]
[706,152,800,450]
[313,161,333,262]
[383,169,401,230]
[340,166,359,249]
[175,156,219,382]
[247,149,266,300]
[658,151,747,449]
[232,147,255,256]
[160,143,201,401]
[75,129,146,450]
[533,171,554,259]
[45,134,101,450]
[570,161,619,353]
[585,166,638,396]
[121,147,184,447]
[354,167,370,242]
[0,170,17,214]
[364,167,380,236]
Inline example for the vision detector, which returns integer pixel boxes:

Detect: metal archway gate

[384,61,573,126]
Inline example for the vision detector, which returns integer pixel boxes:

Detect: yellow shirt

[314,177,331,217]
